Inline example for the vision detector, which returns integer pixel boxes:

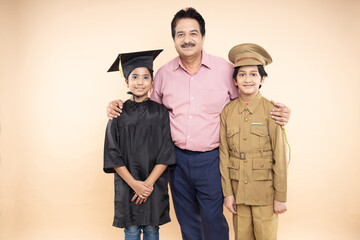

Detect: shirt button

[244,180,248,184]
[190,96,194,100]
[244,159,247,163]
[245,119,248,122]
[187,136,190,138]
[189,115,192,119]
[191,77,194,80]
[243,137,247,140]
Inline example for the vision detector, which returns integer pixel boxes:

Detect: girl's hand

[131,194,148,205]
[224,195,237,214]
[274,200,287,214]
[131,180,153,198]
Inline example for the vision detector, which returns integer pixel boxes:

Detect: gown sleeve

[103,119,125,173]
[154,106,176,167]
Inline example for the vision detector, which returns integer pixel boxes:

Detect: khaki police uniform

[219,43,288,240]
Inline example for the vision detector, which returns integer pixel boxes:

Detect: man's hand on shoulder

[270,102,291,126]
[107,99,123,119]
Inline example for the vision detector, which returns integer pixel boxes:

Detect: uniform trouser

[169,147,229,240]
[233,204,278,240]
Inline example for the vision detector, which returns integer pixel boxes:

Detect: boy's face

[126,67,152,102]
[234,65,264,99]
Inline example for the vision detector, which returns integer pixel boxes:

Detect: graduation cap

[107,49,163,79]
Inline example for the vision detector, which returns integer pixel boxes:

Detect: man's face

[173,18,205,58]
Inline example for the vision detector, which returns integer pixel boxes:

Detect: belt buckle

[240,152,246,160]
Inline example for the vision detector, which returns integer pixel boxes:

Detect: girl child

[219,43,288,240]
[104,49,176,240]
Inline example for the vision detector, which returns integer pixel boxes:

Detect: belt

[175,146,219,153]
[231,149,272,160]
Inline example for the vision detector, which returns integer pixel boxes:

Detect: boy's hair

[233,65,268,89]
[171,7,206,39]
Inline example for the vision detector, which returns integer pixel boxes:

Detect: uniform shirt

[104,99,176,228]
[219,93,288,205]
[150,50,239,152]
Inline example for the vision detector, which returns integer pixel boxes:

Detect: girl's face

[126,67,152,102]
[234,65,264,100]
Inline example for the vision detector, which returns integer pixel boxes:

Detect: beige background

[1,0,360,239]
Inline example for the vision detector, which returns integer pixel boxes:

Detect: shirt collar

[172,50,212,72]
[237,92,263,114]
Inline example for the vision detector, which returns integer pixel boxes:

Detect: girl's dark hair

[171,7,205,39]
[126,67,154,81]
[233,65,268,89]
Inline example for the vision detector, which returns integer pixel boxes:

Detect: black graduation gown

[103,99,176,228]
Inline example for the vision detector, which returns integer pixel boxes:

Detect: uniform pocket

[228,158,239,180]
[250,125,270,150]
[227,128,240,150]
[250,125,268,137]
[252,158,272,181]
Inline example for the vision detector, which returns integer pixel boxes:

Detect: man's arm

[107,99,123,119]
[270,102,291,126]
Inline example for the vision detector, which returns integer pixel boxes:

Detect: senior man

[107,8,291,240]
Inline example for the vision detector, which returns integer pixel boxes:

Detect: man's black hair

[171,7,205,39]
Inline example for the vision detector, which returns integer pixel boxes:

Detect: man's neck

[180,52,202,75]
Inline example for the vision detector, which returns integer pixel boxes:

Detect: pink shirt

[150,50,239,152]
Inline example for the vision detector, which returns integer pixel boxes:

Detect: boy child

[219,43,288,240]
[103,49,176,240]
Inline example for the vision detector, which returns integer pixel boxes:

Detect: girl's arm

[132,164,168,205]
[145,164,168,186]
[114,166,153,199]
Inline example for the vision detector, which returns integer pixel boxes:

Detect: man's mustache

[181,42,195,48]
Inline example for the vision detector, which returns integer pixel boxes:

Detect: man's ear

[202,34,206,41]
[125,79,129,87]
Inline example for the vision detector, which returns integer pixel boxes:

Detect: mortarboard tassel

[118,58,124,78]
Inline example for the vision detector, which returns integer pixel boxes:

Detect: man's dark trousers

[170,147,229,240]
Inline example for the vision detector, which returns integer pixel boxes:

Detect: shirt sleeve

[219,107,234,197]
[103,119,125,173]
[268,111,288,202]
[155,106,176,167]
[150,71,163,104]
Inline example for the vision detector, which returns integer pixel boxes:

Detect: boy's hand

[274,200,287,214]
[107,99,123,119]
[224,195,237,214]
[131,180,153,198]
[270,102,291,126]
